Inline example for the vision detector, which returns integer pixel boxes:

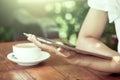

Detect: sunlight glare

[65,13,72,20]
[96,43,101,48]
[64,1,75,8]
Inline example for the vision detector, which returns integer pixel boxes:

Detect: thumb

[56,47,71,57]
[56,47,77,58]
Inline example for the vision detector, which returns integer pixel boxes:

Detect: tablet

[23,33,112,60]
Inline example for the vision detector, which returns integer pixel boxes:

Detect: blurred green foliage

[46,0,89,45]
[0,26,13,42]
[101,23,117,50]
[0,0,17,42]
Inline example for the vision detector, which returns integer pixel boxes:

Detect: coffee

[12,43,41,61]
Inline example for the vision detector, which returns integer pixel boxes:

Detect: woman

[27,0,120,74]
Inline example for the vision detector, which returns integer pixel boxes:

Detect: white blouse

[88,0,120,53]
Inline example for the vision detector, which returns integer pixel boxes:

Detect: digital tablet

[23,33,112,60]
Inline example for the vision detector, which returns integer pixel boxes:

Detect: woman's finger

[27,34,37,42]
[56,47,77,58]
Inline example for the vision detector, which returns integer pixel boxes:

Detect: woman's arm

[26,33,120,73]
[76,8,120,57]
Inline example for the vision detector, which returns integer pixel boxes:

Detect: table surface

[0,41,120,80]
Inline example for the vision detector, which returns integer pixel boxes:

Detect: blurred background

[0,0,117,50]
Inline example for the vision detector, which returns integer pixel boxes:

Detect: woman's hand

[26,34,87,66]
[26,34,57,53]
[27,34,38,43]
[26,34,78,58]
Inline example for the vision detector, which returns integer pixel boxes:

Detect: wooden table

[0,41,120,80]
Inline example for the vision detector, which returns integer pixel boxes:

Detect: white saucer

[7,51,50,66]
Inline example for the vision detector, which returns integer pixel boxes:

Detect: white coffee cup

[12,43,41,61]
